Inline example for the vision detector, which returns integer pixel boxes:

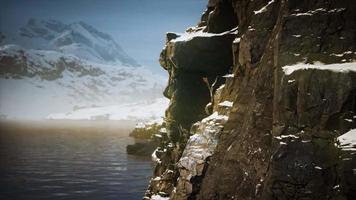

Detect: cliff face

[146,0,356,199]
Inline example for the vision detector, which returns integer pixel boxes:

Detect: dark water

[0,120,153,200]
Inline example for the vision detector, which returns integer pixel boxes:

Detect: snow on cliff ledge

[337,129,356,151]
[282,62,356,75]
[171,27,237,43]
[47,97,169,122]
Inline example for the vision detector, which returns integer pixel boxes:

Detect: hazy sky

[0,0,207,75]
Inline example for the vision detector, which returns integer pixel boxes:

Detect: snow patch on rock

[150,194,169,200]
[171,27,237,43]
[337,129,356,151]
[218,101,233,108]
[254,0,275,15]
[180,112,229,169]
[282,62,356,75]
[174,111,229,196]
[152,149,162,164]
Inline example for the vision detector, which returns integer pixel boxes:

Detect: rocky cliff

[145,0,356,199]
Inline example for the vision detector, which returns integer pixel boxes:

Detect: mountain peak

[2,18,140,67]
[74,21,112,41]
[19,18,67,40]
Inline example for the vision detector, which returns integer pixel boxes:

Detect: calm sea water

[0,120,153,200]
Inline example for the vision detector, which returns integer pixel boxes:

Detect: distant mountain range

[0,19,167,120]
[1,18,139,66]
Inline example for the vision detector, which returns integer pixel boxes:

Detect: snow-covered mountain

[1,18,139,66]
[0,19,167,120]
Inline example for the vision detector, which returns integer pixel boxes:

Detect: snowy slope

[0,19,167,120]
[47,97,169,122]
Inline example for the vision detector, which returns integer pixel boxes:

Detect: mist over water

[0,120,153,200]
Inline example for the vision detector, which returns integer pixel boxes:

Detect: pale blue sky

[0,0,207,75]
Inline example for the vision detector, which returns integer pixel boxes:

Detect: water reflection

[0,120,153,200]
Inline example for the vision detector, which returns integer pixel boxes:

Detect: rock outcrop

[126,122,163,156]
[146,0,356,199]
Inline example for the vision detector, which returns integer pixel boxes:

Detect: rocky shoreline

[126,122,164,157]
